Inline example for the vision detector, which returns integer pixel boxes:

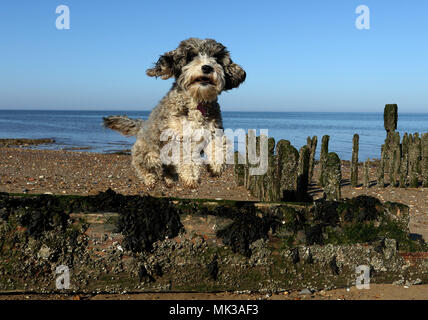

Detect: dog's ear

[224,62,246,90]
[146,50,177,79]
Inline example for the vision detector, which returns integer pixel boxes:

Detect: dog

[103,38,246,188]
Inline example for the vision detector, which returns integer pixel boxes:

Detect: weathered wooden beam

[0,190,423,294]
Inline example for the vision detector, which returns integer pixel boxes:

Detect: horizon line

[1,108,428,114]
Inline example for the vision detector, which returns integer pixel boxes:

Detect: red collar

[197,103,209,116]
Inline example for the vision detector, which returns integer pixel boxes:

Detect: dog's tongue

[197,103,208,116]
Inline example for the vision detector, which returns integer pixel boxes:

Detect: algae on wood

[384,104,398,132]
[409,133,422,188]
[307,136,318,184]
[261,137,277,201]
[400,133,410,188]
[351,134,359,187]
[322,152,342,201]
[422,133,428,187]
[364,159,370,188]
[390,132,402,187]
[276,140,299,202]
[0,190,425,294]
[234,151,245,186]
[377,145,385,187]
[319,135,330,187]
[296,145,311,202]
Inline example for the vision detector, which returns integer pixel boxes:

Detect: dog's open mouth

[191,76,214,86]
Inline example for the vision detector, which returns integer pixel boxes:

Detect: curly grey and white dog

[103,38,246,187]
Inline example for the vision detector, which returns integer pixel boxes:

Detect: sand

[1,284,428,300]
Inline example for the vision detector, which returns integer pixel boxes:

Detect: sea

[0,110,427,161]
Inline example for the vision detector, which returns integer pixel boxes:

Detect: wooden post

[297,145,310,202]
[422,133,428,188]
[319,135,330,187]
[323,152,342,201]
[276,140,299,201]
[351,134,359,187]
[364,159,370,188]
[307,136,318,185]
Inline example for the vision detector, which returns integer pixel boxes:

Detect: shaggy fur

[103,38,246,187]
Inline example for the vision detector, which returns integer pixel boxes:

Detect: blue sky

[1,0,427,112]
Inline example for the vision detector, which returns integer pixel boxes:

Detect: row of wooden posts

[233,133,342,202]
[351,104,428,189]
[374,104,428,188]
[234,104,428,202]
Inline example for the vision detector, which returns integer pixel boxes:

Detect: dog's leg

[177,163,201,188]
[133,164,158,187]
[205,134,226,177]
[163,165,177,187]
[132,139,162,188]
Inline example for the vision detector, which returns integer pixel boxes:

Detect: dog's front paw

[181,178,199,189]
[208,163,225,177]
[179,172,199,188]
[142,173,157,189]
[164,176,175,188]
[178,163,201,188]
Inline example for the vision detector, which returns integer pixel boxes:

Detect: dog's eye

[186,52,197,63]
[213,53,224,63]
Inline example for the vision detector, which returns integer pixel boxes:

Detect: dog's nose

[201,65,213,74]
